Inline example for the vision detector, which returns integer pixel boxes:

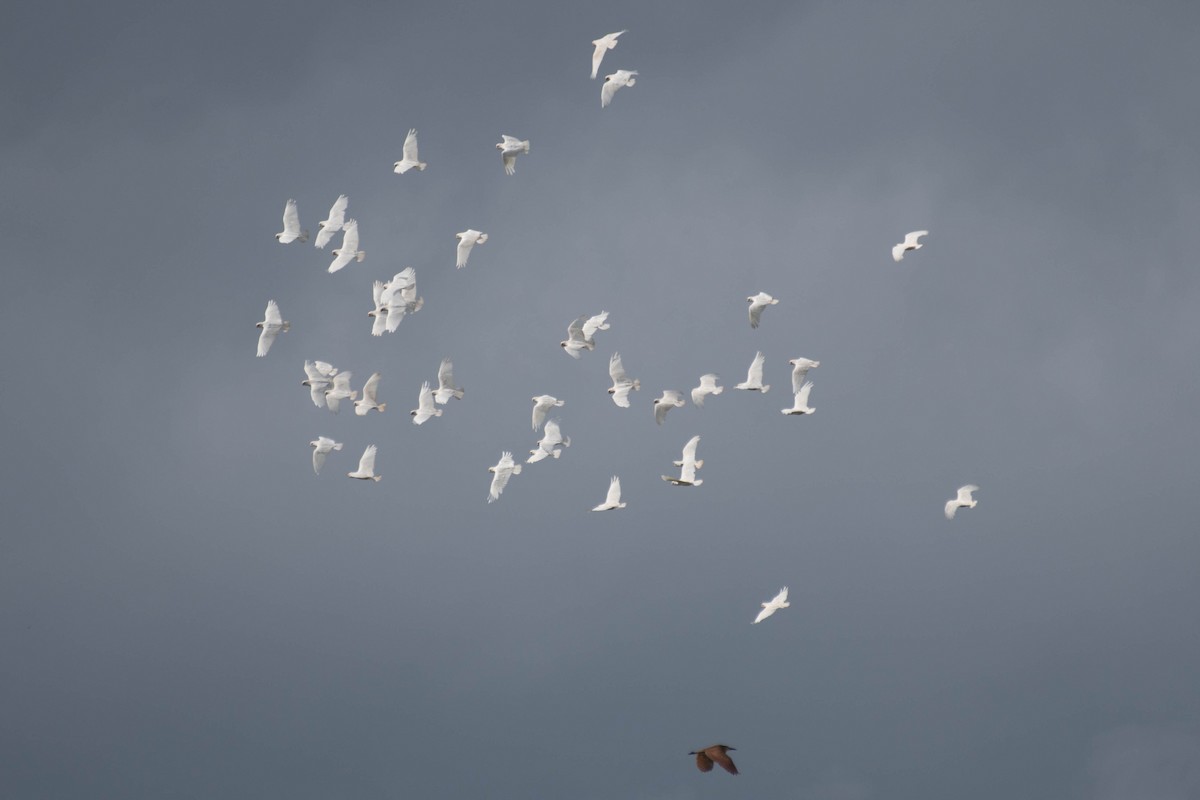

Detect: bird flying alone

[747,292,779,329]
[487,451,522,503]
[455,229,487,268]
[591,476,626,511]
[308,436,342,475]
[275,198,308,244]
[735,351,770,392]
[945,484,979,519]
[607,352,640,408]
[591,30,625,79]
[393,129,427,174]
[531,395,564,431]
[601,69,637,108]
[691,374,723,407]
[892,230,928,261]
[689,745,738,775]
[781,381,815,415]
[662,435,703,486]
[496,135,530,175]
[753,587,790,624]
[255,300,289,357]
[347,445,381,482]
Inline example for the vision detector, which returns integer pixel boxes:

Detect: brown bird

[689,744,738,775]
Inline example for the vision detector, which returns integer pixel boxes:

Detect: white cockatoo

[496,135,530,175]
[591,476,626,511]
[393,128,427,174]
[455,229,488,268]
[607,352,640,408]
[690,374,723,406]
[945,485,980,520]
[301,360,338,408]
[314,194,347,249]
[275,199,308,244]
[487,452,522,503]
[528,418,571,463]
[892,230,928,262]
[410,381,443,425]
[434,358,464,404]
[309,436,342,475]
[255,300,289,357]
[591,30,626,79]
[328,219,365,273]
[384,268,422,332]
[735,351,770,392]
[747,292,779,329]
[662,435,703,486]
[752,587,790,624]
[531,395,564,431]
[653,390,686,425]
[781,381,815,415]
[789,358,820,392]
[324,371,357,414]
[560,315,594,359]
[601,69,638,107]
[354,372,386,415]
[347,445,381,481]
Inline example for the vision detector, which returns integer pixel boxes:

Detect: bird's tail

[281,322,291,332]
[512,464,523,475]
[412,297,424,312]
[554,400,564,407]
[770,298,779,304]
[522,141,530,153]
[434,408,443,417]
[477,233,489,244]
[631,379,641,390]
[551,449,562,459]
[627,77,636,87]
[377,403,387,413]
[694,459,704,469]
[371,475,381,482]
[417,162,427,171]
[761,385,770,393]
[812,361,821,368]
[333,443,343,450]
[712,386,723,394]
[692,479,703,486]
[452,388,464,400]
[661,475,673,483]
[562,436,571,447]
[299,229,310,243]
[355,251,366,262]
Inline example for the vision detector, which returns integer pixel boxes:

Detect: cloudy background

[3,1,1200,797]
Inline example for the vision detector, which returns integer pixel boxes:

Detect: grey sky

[3,1,1200,798]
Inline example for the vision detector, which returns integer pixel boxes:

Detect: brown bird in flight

[689,744,738,775]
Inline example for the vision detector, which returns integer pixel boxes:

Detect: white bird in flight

[735,351,770,392]
[434,358,464,404]
[607,352,640,408]
[752,587,790,624]
[410,381,443,425]
[944,485,980,520]
[255,300,289,357]
[591,30,626,79]
[560,316,594,359]
[393,129,427,174]
[747,292,779,329]
[662,435,703,487]
[690,374,723,407]
[347,444,381,482]
[455,229,488,268]
[354,372,386,416]
[653,390,685,425]
[384,268,423,332]
[496,135,530,175]
[601,69,638,108]
[892,230,928,262]
[309,436,342,475]
[324,371,357,414]
[781,381,815,415]
[788,358,820,393]
[591,476,626,511]
[487,451,522,503]
[301,360,338,408]
[532,395,565,431]
[275,199,308,244]
[528,418,571,463]
[328,219,365,273]
[314,194,347,249]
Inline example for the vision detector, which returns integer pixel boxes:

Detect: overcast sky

[3,1,1200,798]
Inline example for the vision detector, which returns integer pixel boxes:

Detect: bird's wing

[747,351,765,383]
[654,399,670,425]
[357,445,377,474]
[282,199,301,234]
[363,372,381,402]
[905,230,929,247]
[326,195,347,228]
[418,381,436,412]
[342,219,359,251]
[501,135,522,147]
[264,300,282,325]
[532,402,548,430]
[256,327,276,357]
[609,352,628,383]
[403,129,420,162]
[774,587,789,605]
[566,315,587,342]
[328,250,353,274]
[749,301,764,328]
[590,43,607,79]
[694,752,714,772]
[681,435,700,463]
[945,500,958,519]
[605,476,621,505]
[438,358,454,388]
[958,485,979,503]
[456,234,474,266]
[611,383,633,408]
[502,153,517,175]
[543,419,561,442]
[711,750,738,775]
[796,381,813,406]
[372,280,388,308]
[753,606,774,624]
[892,243,906,261]
[601,77,619,108]
[791,364,807,394]
[582,311,609,339]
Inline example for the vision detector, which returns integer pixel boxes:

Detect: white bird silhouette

[662,435,703,486]
[275,199,308,244]
[532,395,564,431]
[309,436,342,475]
[592,476,626,511]
[753,587,790,624]
[601,69,638,108]
[393,129,427,174]
[945,484,980,520]
[691,374,723,407]
[455,229,488,268]
[314,194,347,249]
[347,444,381,481]
[434,358,464,404]
[560,315,594,359]
[892,230,928,262]
[383,268,423,332]
[354,372,386,416]
[528,418,571,463]
[496,135,530,175]
[781,381,815,415]
[653,390,686,425]
[747,292,779,329]
[255,300,289,357]
[487,451,522,503]
[324,371,357,414]
[788,358,820,393]
[301,360,338,408]
[410,381,443,425]
[328,219,365,273]
[591,30,626,79]
[735,351,770,392]
[608,352,640,408]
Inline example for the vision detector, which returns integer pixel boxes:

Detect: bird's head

[559,341,568,348]
[274,233,283,241]
[495,142,504,150]
[746,297,754,303]
[256,322,264,329]
[409,410,417,417]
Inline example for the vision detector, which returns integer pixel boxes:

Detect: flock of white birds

[255,30,981,642]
